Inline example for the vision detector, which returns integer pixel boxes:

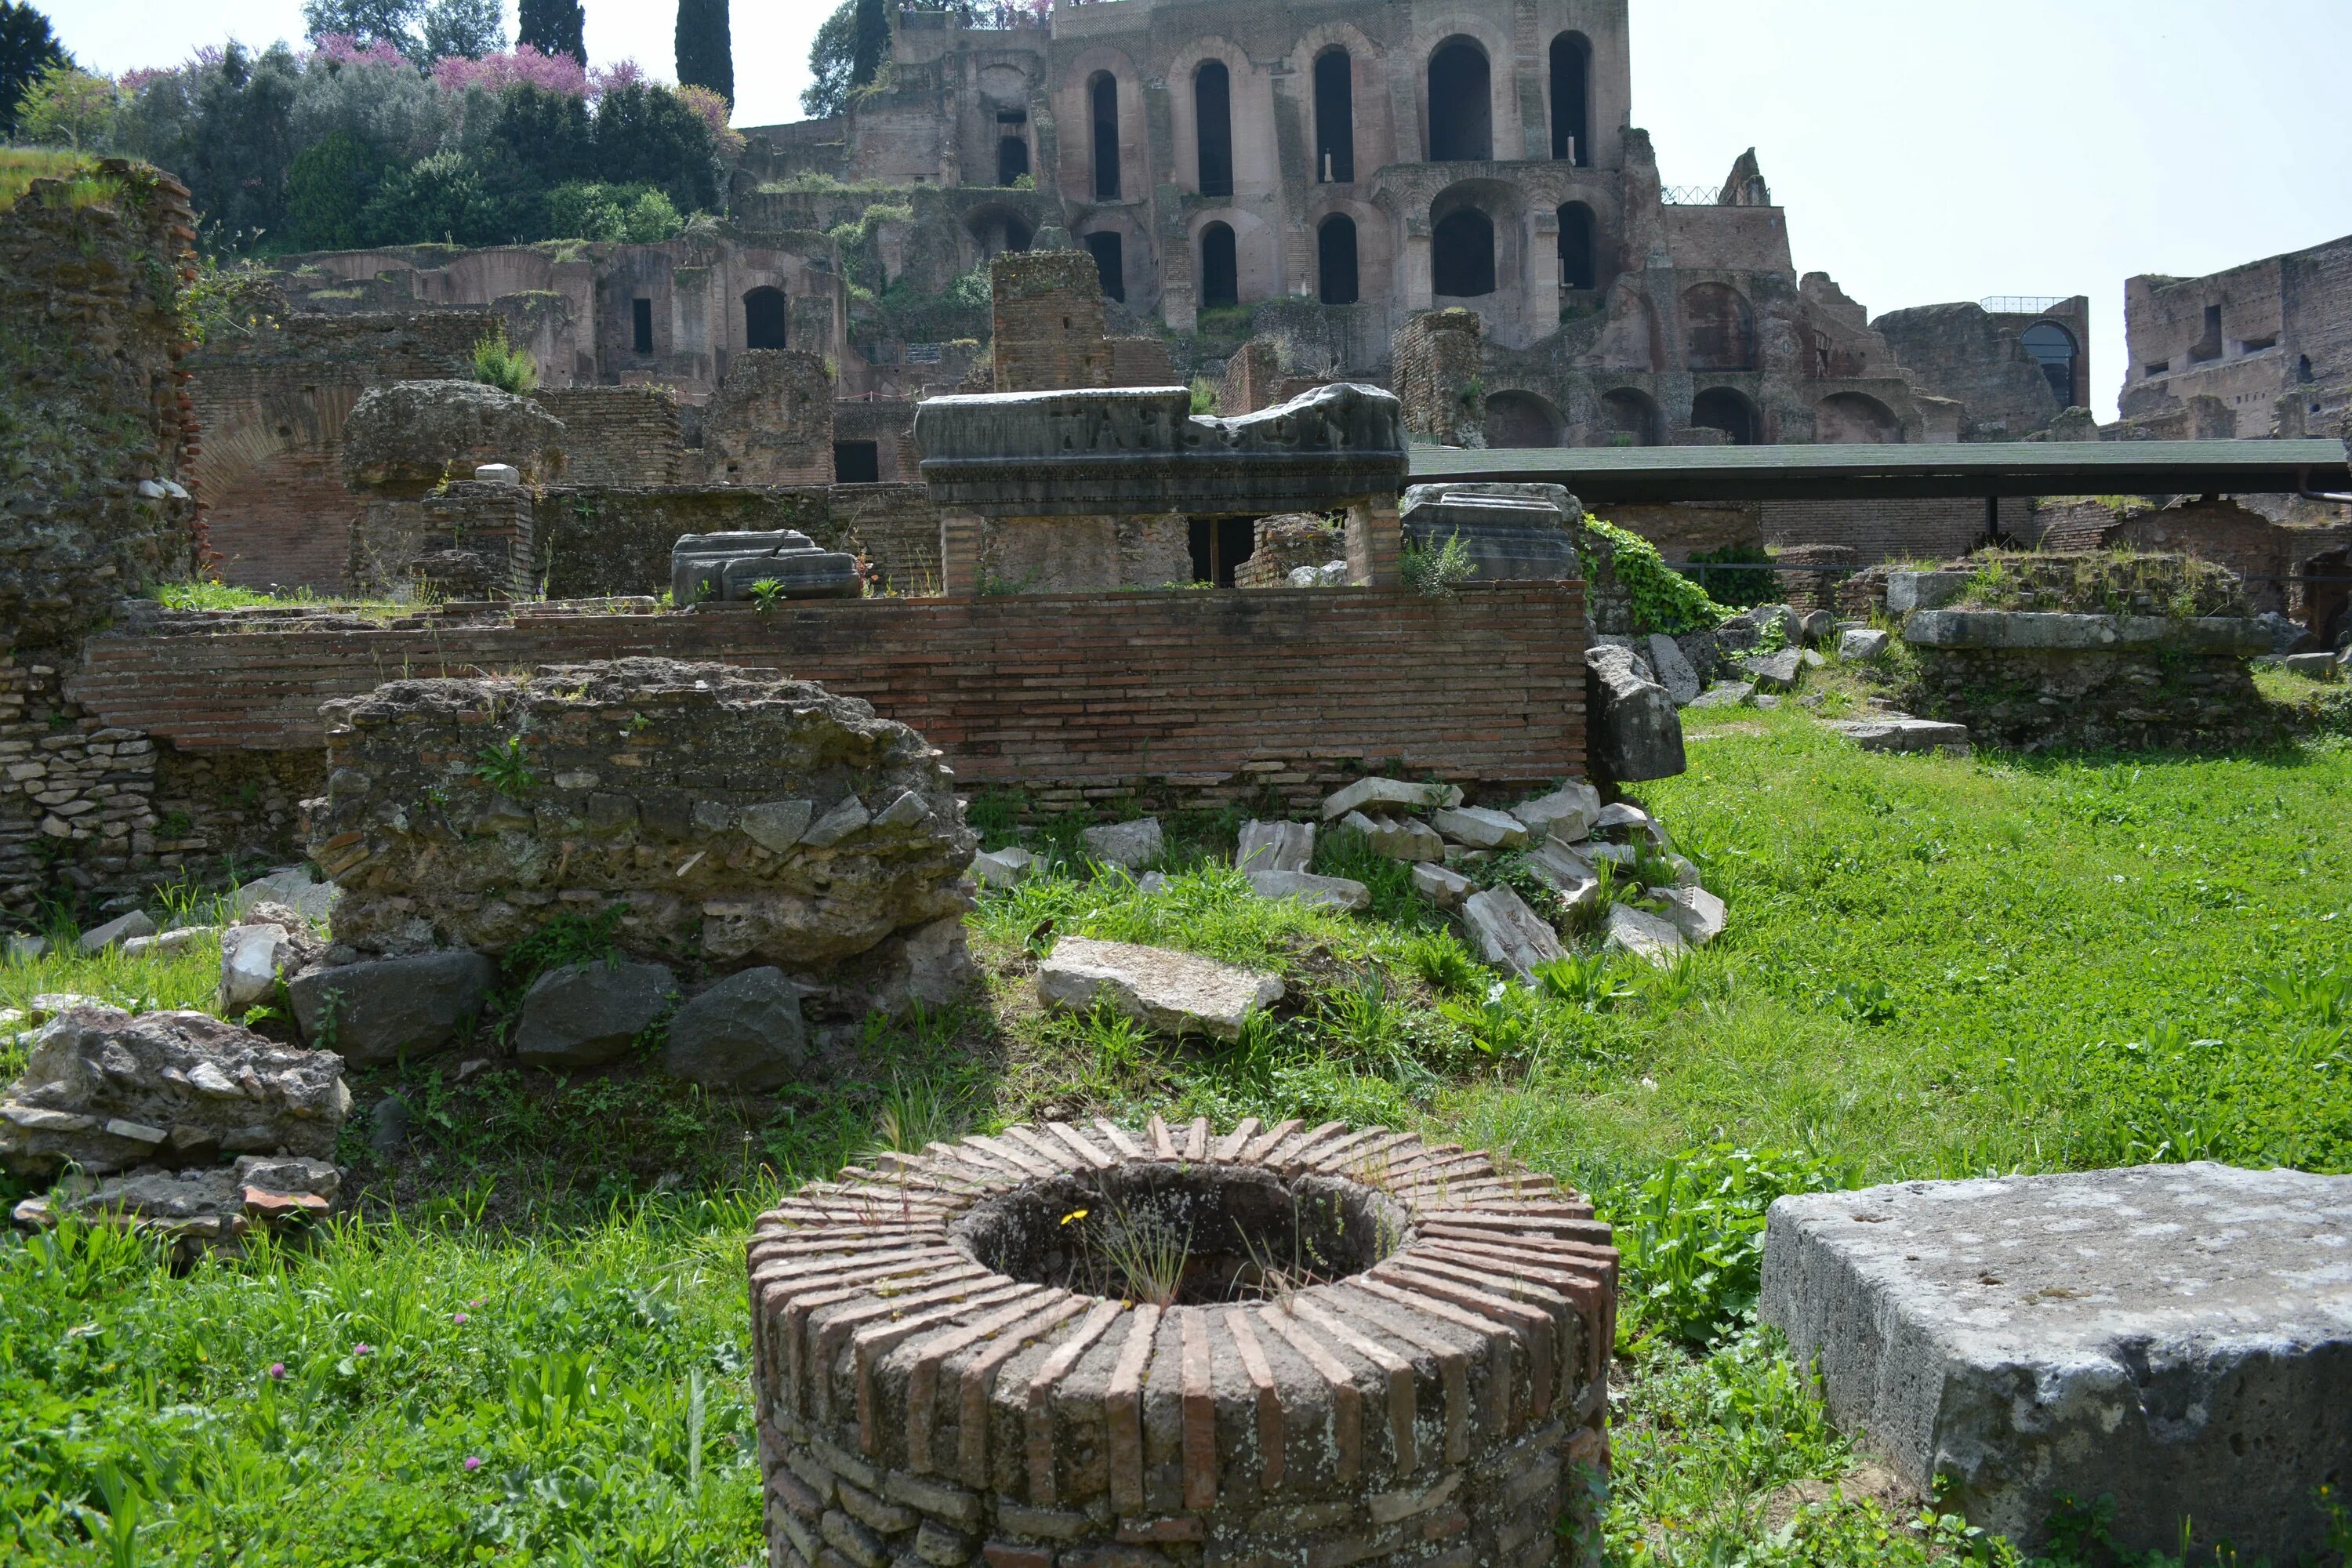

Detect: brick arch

[1408,10,1518,160]
[1188,208,1277,310]
[1305,194,1392,307]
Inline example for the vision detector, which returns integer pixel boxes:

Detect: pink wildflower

[463,1455,482,1472]
[268,1362,287,1379]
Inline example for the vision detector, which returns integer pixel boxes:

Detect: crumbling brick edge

[750,1117,1617,1568]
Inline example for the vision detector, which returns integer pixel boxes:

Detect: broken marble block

[971,847,1037,888]
[1340,811,1444,864]
[1461,887,1563,978]
[1648,885,1726,945]
[1244,869,1371,913]
[1510,782,1602,844]
[1081,817,1164,869]
[0,1007,350,1177]
[1432,806,1529,851]
[1236,820,1316,873]
[1762,1163,2352,1559]
[1602,904,1687,965]
[1410,862,1473,909]
[1321,776,1462,821]
[1035,937,1283,1042]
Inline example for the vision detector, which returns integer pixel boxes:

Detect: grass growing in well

[5,712,2351,1564]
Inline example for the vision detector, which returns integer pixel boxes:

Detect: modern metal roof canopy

[1407,440,2352,503]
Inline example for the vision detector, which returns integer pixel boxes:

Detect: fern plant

[1401,531,1476,597]
[470,325,539,397]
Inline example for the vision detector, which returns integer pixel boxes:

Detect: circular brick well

[749,1118,1618,1568]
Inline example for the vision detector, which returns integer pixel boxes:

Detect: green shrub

[1400,530,1475,598]
[1611,1143,1860,1346]
[470,324,539,396]
[1579,517,1730,635]
[1682,543,1780,611]
[1189,377,1218,416]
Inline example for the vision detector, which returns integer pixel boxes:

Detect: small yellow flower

[1059,1208,1090,1225]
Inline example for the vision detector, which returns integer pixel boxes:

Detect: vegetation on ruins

[1399,528,1478,597]
[1578,517,1733,635]
[468,322,539,396]
[6,699,2350,1563]
[8,34,726,255]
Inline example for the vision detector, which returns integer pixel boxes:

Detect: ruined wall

[1393,310,1486,445]
[831,397,923,482]
[703,350,835,485]
[535,386,686,486]
[993,251,1112,393]
[1,159,200,917]
[2123,233,2352,437]
[1757,499,2029,564]
[1603,503,1760,558]
[826,484,942,595]
[2028,497,2352,626]
[1871,302,2067,439]
[68,587,1588,814]
[190,309,492,592]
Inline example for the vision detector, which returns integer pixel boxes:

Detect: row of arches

[1484,387,1909,448]
[1088,29,1595,202]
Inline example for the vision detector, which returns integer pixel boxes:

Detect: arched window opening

[1691,388,1759,446]
[997,136,1029,187]
[1090,73,1121,200]
[1549,34,1590,164]
[1557,201,1596,291]
[1600,389,1658,447]
[1427,41,1491,162]
[1313,49,1355,183]
[1485,391,1563,448]
[1084,231,1125,303]
[2020,321,2079,408]
[1194,61,1234,198]
[1432,208,1494,298]
[1683,283,1755,371]
[1200,223,1239,310]
[743,287,786,350]
[1317,215,1359,305]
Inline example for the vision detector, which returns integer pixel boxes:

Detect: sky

[49,1,2352,419]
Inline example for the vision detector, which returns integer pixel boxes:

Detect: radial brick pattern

[749,1118,1618,1568]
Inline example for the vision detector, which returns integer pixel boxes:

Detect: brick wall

[191,310,492,593]
[1392,310,1484,445]
[1604,503,1760,557]
[67,588,1588,811]
[826,483,941,593]
[535,386,685,486]
[703,350,834,484]
[993,251,1110,392]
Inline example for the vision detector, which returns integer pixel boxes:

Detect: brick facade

[1392,312,1485,446]
[66,588,1588,817]
[535,386,687,486]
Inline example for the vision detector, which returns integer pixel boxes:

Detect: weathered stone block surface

[340,379,568,492]
[1585,646,1686,785]
[1399,485,1583,583]
[0,1006,348,1176]
[1036,938,1282,1041]
[286,950,496,1064]
[514,959,677,1069]
[747,1120,1618,1568]
[663,967,810,1091]
[306,659,975,1018]
[1761,1164,2352,1557]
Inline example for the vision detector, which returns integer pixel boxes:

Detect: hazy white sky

[49,1,2352,417]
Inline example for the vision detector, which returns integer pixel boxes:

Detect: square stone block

[1761,1163,2352,1557]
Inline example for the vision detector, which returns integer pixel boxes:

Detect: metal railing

[1980,296,2072,315]
[1659,185,1722,207]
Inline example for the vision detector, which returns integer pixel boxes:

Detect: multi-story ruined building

[735,0,2085,448]
[2121,231,2352,441]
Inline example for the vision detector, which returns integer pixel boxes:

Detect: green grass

[6,716,2351,1563]
[0,146,96,212]
[147,581,417,616]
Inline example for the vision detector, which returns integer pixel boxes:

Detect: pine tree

[517,0,586,66]
[674,0,733,103]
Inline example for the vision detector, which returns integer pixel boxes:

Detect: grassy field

[5,692,2351,1566]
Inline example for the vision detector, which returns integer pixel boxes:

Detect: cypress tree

[517,0,586,66]
[674,0,733,103]
[848,0,889,94]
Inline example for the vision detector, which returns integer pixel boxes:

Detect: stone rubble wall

[307,659,975,1007]
[67,588,1589,822]
[750,1119,1617,1568]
